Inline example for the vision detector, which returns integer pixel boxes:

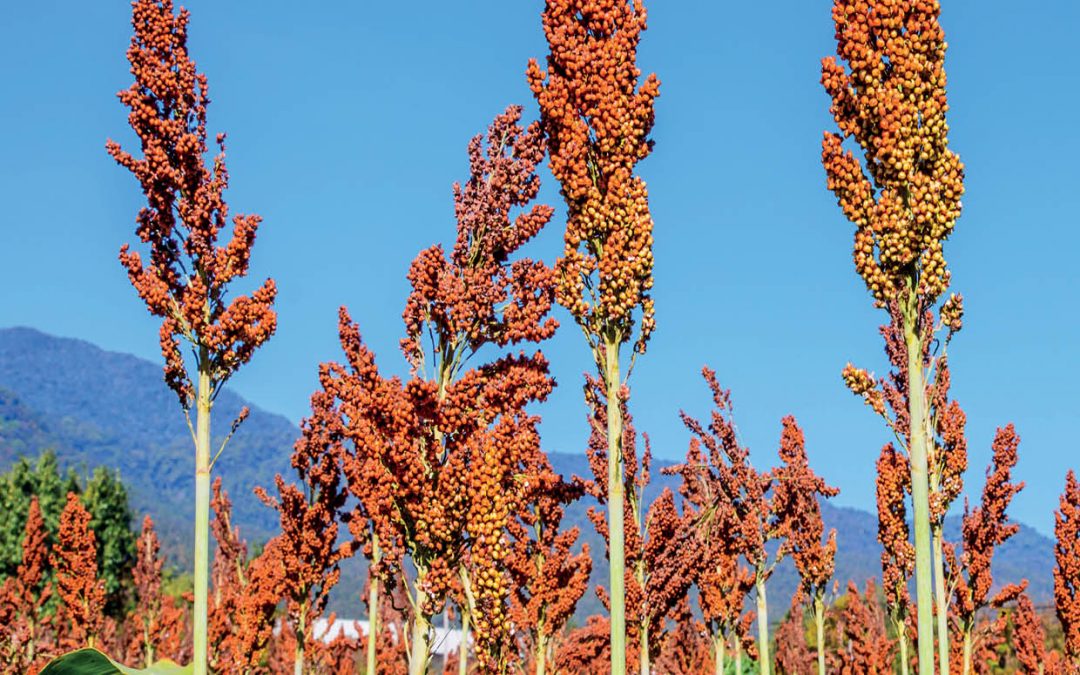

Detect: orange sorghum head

[528,0,659,354]
[822,0,964,307]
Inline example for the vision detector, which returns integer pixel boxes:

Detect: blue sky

[1,1,1077,536]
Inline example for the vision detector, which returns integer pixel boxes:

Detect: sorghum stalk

[755,576,771,675]
[367,535,380,675]
[903,294,936,674]
[605,337,628,674]
[814,596,827,675]
[193,361,212,675]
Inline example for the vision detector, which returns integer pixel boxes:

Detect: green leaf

[40,648,191,675]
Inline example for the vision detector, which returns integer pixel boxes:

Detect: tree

[83,466,137,617]
[950,426,1024,674]
[528,2,660,670]
[106,0,277,669]
[0,451,78,577]
[125,516,185,667]
[52,492,106,651]
[1054,470,1080,665]
[822,0,966,669]
[506,452,591,675]
[0,452,135,620]
[773,417,840,675]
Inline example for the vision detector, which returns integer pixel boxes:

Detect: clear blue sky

[1,1,1076,535]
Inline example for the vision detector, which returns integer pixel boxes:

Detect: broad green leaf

[40,648,191,675]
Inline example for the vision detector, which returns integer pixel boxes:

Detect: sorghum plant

[0,497,52,672]
[654,601,713,675]
[528,2,659,669]
[52,493,106,652]
[207,479,282,673]
[505,452,591,675]
[877,443,916,675]
[326,106,558,675]
[836,580,895,674]
[950,426,1024,674]
[1055,470,1080,665]
[671,368,792,674]
[823,0,965,668]
[775,597,817,675]
[555,615,612,673]
[106,1,276,670]
[584,382,699,675]
[125,516,185,667]
[1009,589,1054,674]
[773,417,840,675]
[257,389,355,675]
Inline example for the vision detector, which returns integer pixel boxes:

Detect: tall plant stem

[367,534,380,675]
[713,631,726,675]
[639,619,649,675]
[193,358,212,675]
[897,620,910,675]
[735,635,743,674]
[903,293,936,675]
[536,632,548,675]
[409,586,432,675]
[814,596,826,675]
[961,630,972,675]
[458,605,470,675]
[637,557,648,675]
[755,576,771,675]
[604,337,627,675]
[294,638,304,675]
[932,524,950,675]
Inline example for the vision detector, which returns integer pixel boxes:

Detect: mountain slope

[0,327,295,563]
[0,327,1055,620]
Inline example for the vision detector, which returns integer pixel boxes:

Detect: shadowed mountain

[0,326,294,564]
[0,327,1055,620]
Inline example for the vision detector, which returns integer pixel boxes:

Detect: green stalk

[735,634,743,674]
[961,629,972,675]
[903,293,936,675]
[409,585,432,675]
[536,632,548,675]
[755,575,771,675]
[814,596,826,675]
[639,619,649,675]
[367,534,381,675]
[459,605,469,675]
[897,619,910,675]
[637,557,648,675]
[713,631,725,675]
[294,639,304,675]
[193,360,212,675]
[932,524,950,675]
[604,337,627,675]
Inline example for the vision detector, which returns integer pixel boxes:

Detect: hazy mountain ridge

[0,327,1054,619]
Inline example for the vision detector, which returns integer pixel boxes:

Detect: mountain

[0,327,295,564]
[0,327,1055,620]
